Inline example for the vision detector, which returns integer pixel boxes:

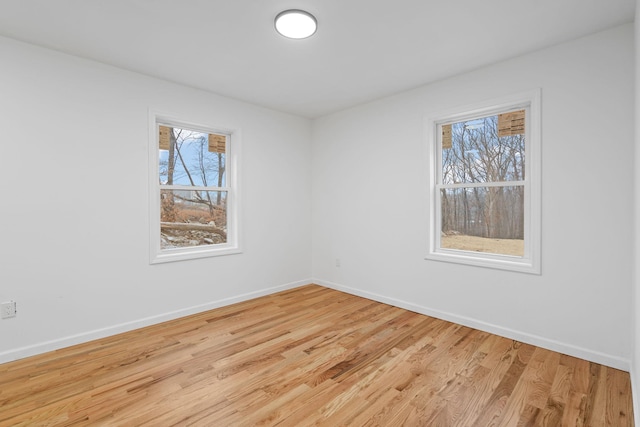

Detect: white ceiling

[0,0,634,118]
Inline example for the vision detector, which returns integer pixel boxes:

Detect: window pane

[160,189,227,249]
[441,110,525,185]
[159,126,226,187]
[440,186,524,256]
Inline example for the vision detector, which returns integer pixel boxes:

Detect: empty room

[1,0,639,425]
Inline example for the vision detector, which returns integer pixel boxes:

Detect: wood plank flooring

[0,285,634,426]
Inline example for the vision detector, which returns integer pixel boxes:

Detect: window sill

[425,249,540,275]
[151,245,242,264]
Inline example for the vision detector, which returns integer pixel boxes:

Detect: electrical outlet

[1,301,17,319]
[336,258,341,267]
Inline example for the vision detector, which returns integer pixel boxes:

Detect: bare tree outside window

[440,112,525,256]
[158,125,228,250]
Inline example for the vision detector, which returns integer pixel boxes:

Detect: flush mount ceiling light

[275,9,317,39]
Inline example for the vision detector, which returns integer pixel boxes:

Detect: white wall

[0,36,312,362]
[633,0,640,421]
[312,24,635,369]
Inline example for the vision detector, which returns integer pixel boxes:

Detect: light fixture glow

[275,9,317,39]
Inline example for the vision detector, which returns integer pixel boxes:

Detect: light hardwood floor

[0,285,634,426]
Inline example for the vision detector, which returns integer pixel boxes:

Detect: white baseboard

[314,278,631,371]
[0,279,311,365]
[631,365,640,426]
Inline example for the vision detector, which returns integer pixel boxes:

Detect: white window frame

[149,111,242,264]
[425,90,541,274]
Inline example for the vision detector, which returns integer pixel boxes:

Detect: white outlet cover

[1,301,16,318]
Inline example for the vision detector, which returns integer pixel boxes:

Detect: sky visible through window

[159,128,226,188]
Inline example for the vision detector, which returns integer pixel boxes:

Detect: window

[149,114,240,263]
[426,90,541,274]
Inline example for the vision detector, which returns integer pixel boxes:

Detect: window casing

[426,90,541,274]
[149,113,241,263]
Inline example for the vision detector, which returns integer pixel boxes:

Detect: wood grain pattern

[0,285,634,426]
